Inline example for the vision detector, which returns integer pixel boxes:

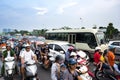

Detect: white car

[108,40,120,54]
[48,41,74,61]
[108,40,120,48]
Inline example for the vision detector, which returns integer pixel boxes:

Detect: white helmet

[23,43,30,47]
[95,47,101,51]
[70,52,77,56]
[77,51,86,58]
[25,44,30,47]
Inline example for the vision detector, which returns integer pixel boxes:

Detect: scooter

[4,57,15,80]
[25,60,38,80]
[76,56,94,80]
[77,65,93,80]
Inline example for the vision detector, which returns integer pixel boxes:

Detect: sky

[0,0,120,32]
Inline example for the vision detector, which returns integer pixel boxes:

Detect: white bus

[45,29,108,59]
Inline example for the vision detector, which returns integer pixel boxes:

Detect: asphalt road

[0,60,95,80]
[0,61,51,80]
[0,55,120,80]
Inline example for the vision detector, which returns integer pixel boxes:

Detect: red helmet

[68,46,74,51]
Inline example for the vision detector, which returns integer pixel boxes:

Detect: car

[108,40,120,55]
[108,40,120,48]
[47,41,74,61]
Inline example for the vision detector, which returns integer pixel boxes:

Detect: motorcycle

[76,58,94,80]
[95,64,117,80]
[77,65,93,80]
[4,57,16,80]
[41,53,53,69]
[25,60,38,80]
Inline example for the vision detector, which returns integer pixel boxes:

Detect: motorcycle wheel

[95,70,104,80]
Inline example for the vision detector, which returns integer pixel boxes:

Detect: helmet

[109,45,115,49]
[55,55,63,61]
[95,47,101,51]
[108,46,116,51]
[60,63,66,68]
[77,51,86,58]
[70,52,77,56]
[6,43,11,47]
[25,44,30,47]
[68,58,77,65]
[103,49,108,56]
[68,46,74,51]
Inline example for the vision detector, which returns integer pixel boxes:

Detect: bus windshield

[96,33,106,45]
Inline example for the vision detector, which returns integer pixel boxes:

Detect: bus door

[68,34,76,44]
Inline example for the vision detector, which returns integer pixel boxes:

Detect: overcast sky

[0,0,120,32]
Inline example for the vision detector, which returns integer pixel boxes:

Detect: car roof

[109,40,120,44]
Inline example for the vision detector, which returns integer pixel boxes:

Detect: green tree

[106,23,119,39]
[20,30,29,36]
[81,27,85,29]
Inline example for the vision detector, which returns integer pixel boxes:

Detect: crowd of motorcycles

[0,37,120,80]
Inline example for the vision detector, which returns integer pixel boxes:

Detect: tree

[106,23,119,39]
[81,27,85,29]
[60,26,72,30]
[20,30,29,36]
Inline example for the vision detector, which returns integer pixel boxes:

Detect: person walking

[51,55,63,80]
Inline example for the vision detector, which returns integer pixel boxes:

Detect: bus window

[76,33,97,49]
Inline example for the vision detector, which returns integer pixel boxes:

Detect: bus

[45,29,108,59]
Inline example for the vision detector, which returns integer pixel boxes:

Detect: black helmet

[103,49,108,56]
[55,55,63,61]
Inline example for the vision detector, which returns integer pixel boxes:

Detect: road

[0,55,120,80]
[0,60,95,80]
[0,61,51,80]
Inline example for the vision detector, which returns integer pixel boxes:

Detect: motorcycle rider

[1,43,17,76]
[93,47,102,66]
[19,43,38,80]
[106,46,116,72]
[63,58,82,80]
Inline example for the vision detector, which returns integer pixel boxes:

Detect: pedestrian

[51,55,63,80]
[59,63,67,80]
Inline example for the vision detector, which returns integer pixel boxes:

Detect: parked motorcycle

[4,57,15,80]
[25,60,38,80]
